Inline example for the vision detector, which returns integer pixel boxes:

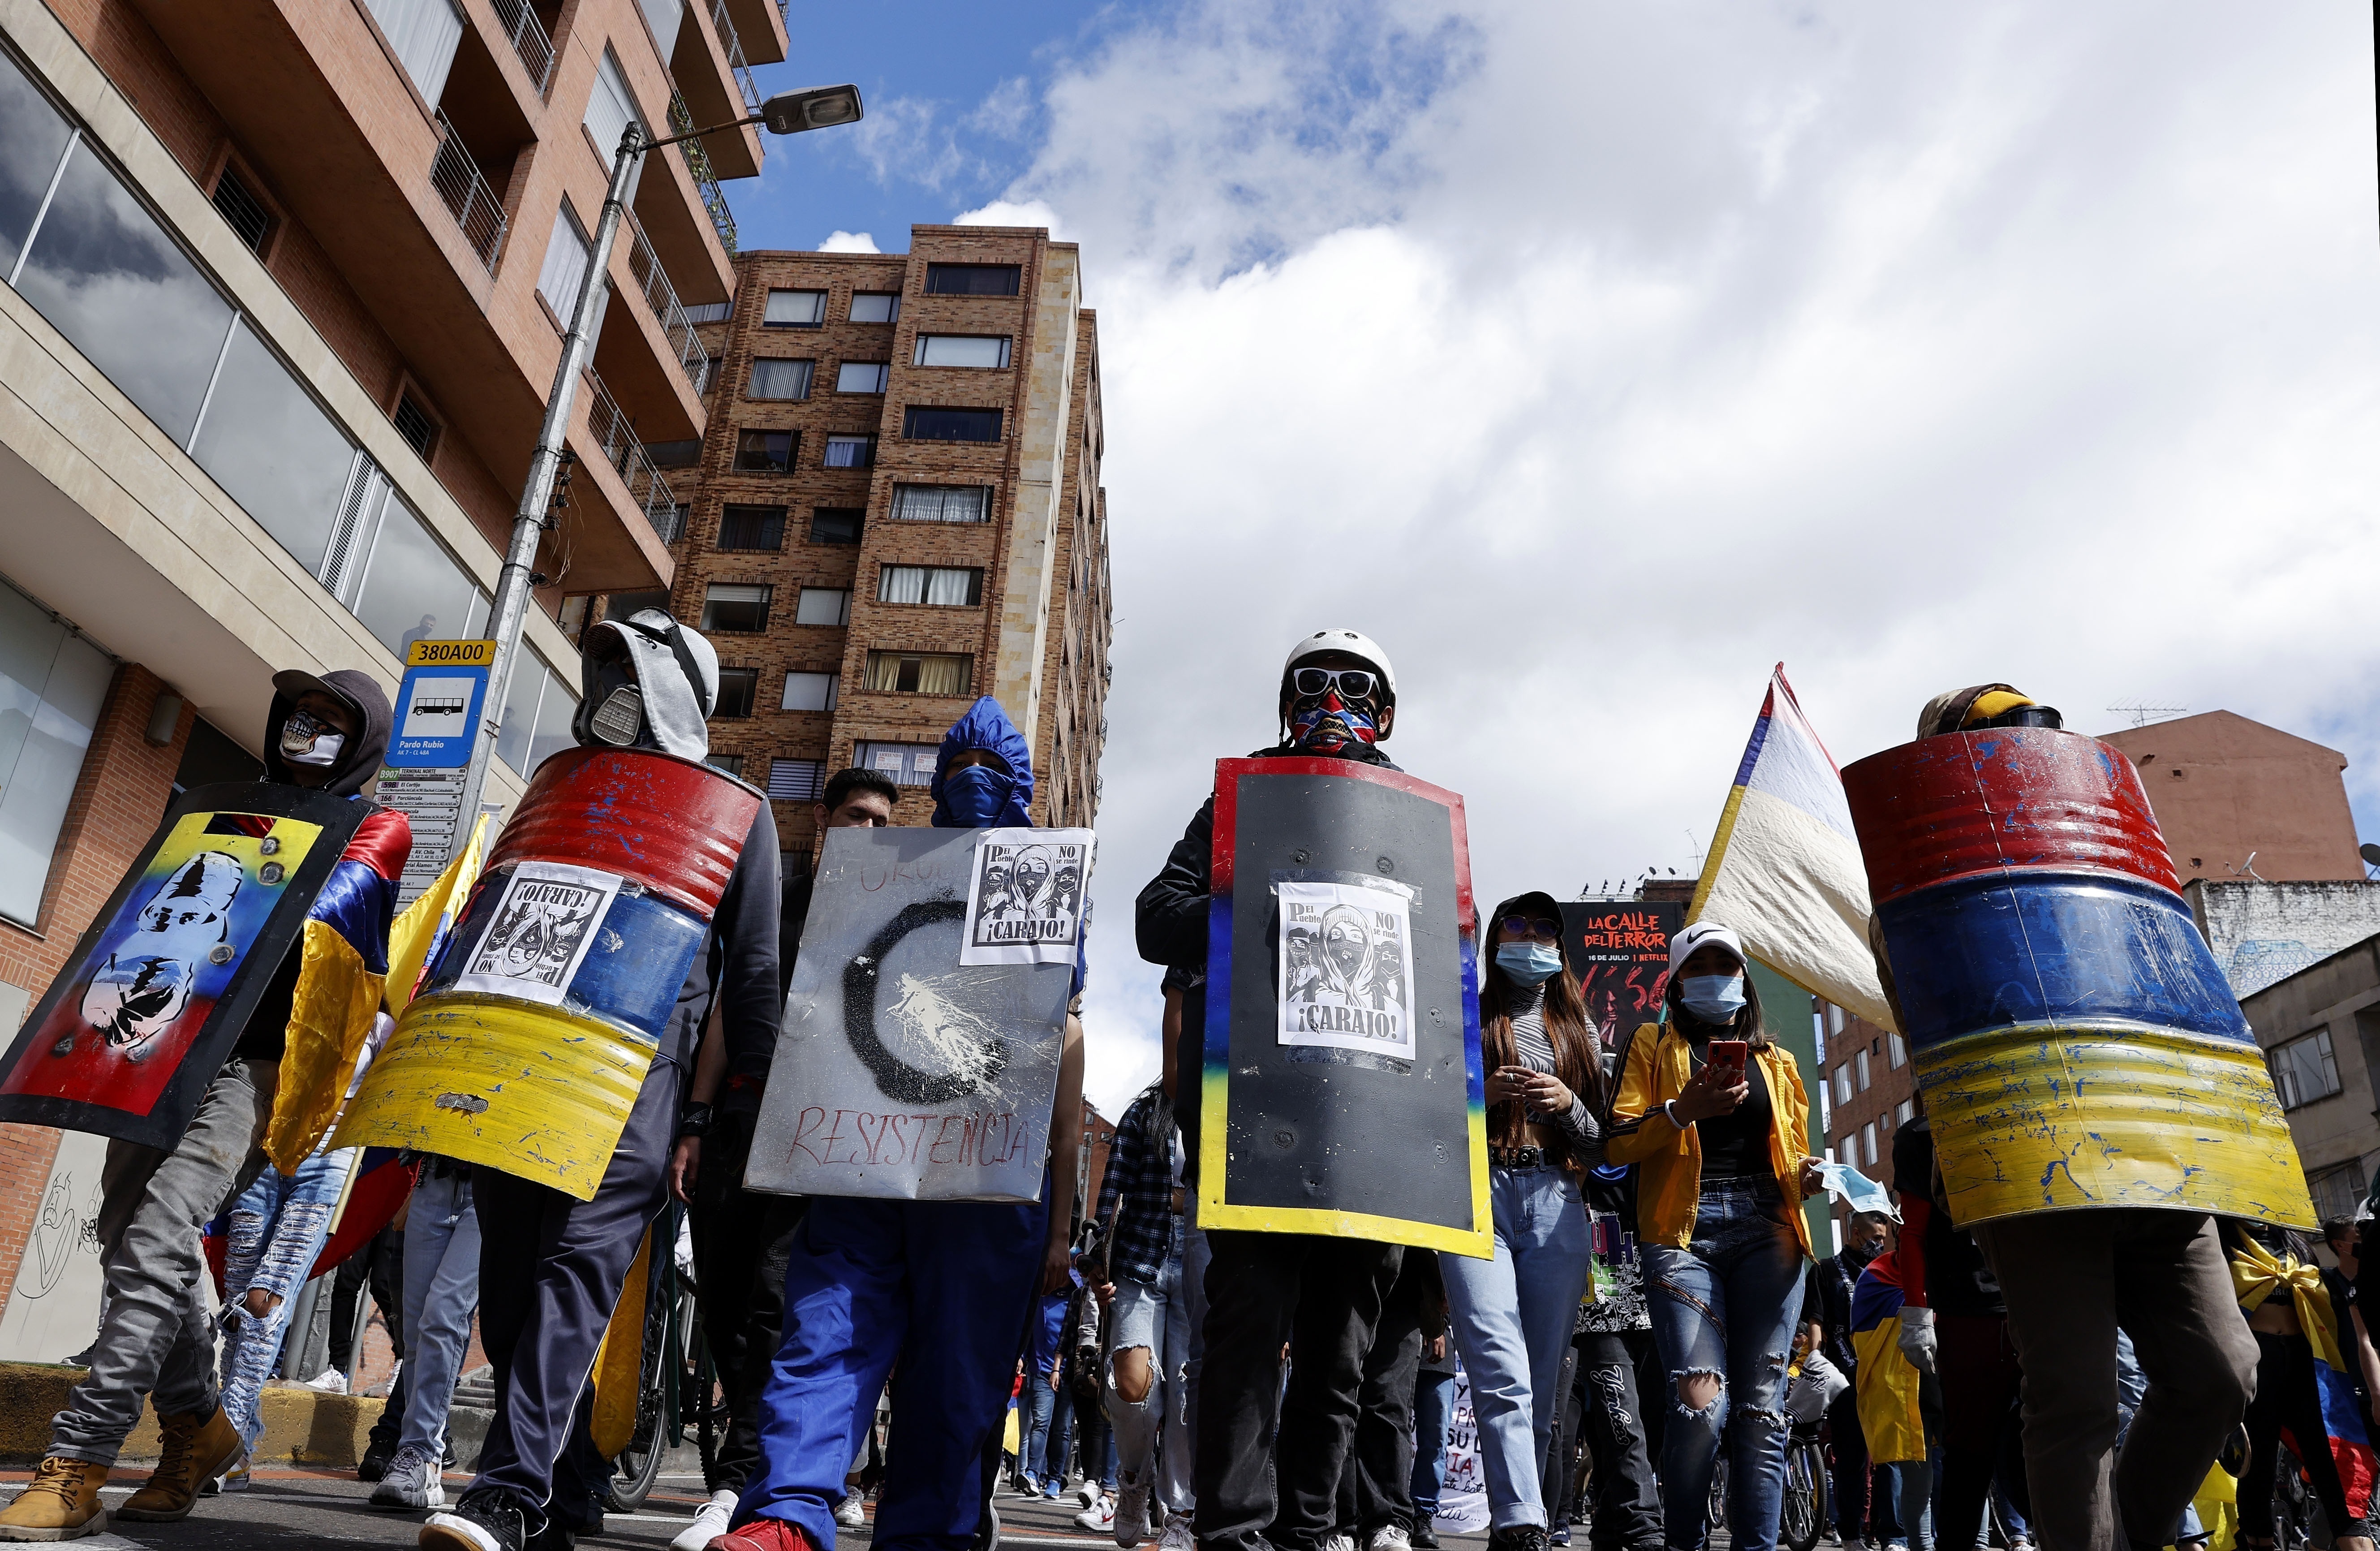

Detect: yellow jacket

[1604,1021,1814,1259]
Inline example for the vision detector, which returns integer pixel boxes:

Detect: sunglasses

[1290,668,1380,701]
[1498,915,1562,943]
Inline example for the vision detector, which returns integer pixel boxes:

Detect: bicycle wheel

[689,1318,724,1490]
[1779,1439,1827,1551]
[605,1226,684,1513]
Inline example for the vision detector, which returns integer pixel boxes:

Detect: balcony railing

[709,0,763,112]
[582,367,680,543]
[430,111,506,270]
[490,0,555,93]
[668,90,738,254]
[624,215,712,392]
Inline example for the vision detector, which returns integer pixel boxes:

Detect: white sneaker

[1321,1534,1356,1551]
[368,1444,443,1510]
[299,1367,349,1394]
[836,1489,867,1527]
[673,1489,738,1551]
[1158,1521,1196,1551]
[1077,1482,1100,1508]
[1076,1495,1117,1534]
[1115,1482,1152,1548]
[1369,1527,1412,1551]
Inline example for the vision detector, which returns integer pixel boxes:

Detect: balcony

[584,368,681,544]
[430,111,506,271]
[669,90,739,254]
[487,0,555,94]
[624,215,712,392]
[708,0,762,112]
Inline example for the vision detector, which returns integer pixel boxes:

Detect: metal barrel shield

[337,749,761,1198]
[1842,727,2311,1229]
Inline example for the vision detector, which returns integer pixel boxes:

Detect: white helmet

[1282,629,1397,704]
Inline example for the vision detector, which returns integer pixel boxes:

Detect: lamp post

[454,85,865,839]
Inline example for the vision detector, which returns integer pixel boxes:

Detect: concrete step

[0,1363,383,1465]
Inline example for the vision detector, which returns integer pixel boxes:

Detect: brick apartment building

[576,225,1113,865]
[0,0,784,1352]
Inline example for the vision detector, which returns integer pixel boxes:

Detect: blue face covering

[1680,974,1746,1022]
[1495,943,1563,985]
[941,766,1014,827]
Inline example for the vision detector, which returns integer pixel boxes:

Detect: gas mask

[587,684,646,747]
[279,709,345,767]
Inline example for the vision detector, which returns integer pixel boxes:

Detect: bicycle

[1698,1417,1827,1551]
[604,1201,729,1513]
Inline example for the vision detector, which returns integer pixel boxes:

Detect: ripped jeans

[218,1139,356,1450]
[1106,1223,1199,1515]
[1641,1176,1808,1551]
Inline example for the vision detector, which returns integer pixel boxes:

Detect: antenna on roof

[2108,701,2189,729]
[2225,852,2265,882]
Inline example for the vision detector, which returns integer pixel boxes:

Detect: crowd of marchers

[0,623,2366,1551]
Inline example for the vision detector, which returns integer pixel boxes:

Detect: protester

[421,611,780,1551]
[718,697,1086,1551]
[1438,892,1604,1551]
[1329,1249,1444,1551]
[0,670,405,1542]
[371,1155,481,1512]
[1571,1200,1661,1551]
[328,1219,405,1394]
[1850,1236,1932,1551]
[1808,1210,1888,1549]
[1094,1075,1201,1550]
[1604,921,1821,1551]
[2324,1216,2380,1429]
[667,766,897,1551]
[1136,628,1414,1551]
[1018,1283,1073,1498]
[2224,1218,2378,1551]
[1409,1326,1455,1549]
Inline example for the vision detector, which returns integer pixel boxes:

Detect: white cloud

[818,230,880,253]
[996,0,2380,1119]
[953,198,1070,239]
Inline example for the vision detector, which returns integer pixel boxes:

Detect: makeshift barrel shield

[0,784,363,1148]
[1844,727,2313,1230]
[336,749,761,1199]
[746,824,1092,1203]
[1202,758,1489,1256]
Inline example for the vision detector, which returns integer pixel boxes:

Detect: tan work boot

[117,1406,243,1522]
[0,1455,109,1540]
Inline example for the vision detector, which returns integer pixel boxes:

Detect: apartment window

[492,648,580,778]
[795,588,851,627]
[891,485,991,524]
[684,299,732,323]
[763,289,827,327]
[849,292,901,322]
[716,505,786,552]
[913,335,1011,369]
[636,0,684,54]
[713,668,758,718]
[924,263,1020,297]
[0,581,113,927]
[732,430,794,472]
[878,565,982,607]
[1833,1065,1851,1107]
[766,758,825,802]
[903,406,1003,442]
[704,751,743,777]
[1826,1004,1846,1038]
[583,50,647,194]
[536,201,592,321]
[854,740,937,786]
[364,0,465,102]
[1888,1033,1907,1069]
[782,671,838,712]
[700,583,772,632]
[748,358,814,401]
[1855,1049,1871,1092]
[2311,1160,2370,1222]
[863,651,971,695]
[647,439,702,468]
[655,503,688,544]
[2272,1029,2342,1111]
[392,393,440,461]
[810,508,864,545]
[211,165,273,255]
[1895,1099,1914,1125]
[1861,1124,1877,1168]
[836,362,889,394]
[822,434,876,470]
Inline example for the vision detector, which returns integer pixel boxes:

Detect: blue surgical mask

[1680,974,1746,1022]
[941,765,1013,827]
[1495,943,1563,985]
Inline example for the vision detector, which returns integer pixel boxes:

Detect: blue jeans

[1021,1374,1060,1482]
[399,1168,481,1457]
[1440,1164,1596,1530]
[1107,1225,1198,1514]
[1410,1370,1455,1517]
[1047,1381,1078,1487]
[1642,1176,1808,1551]
[219,1141,354,1449]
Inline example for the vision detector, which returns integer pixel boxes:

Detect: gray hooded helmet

[573,609,719,761]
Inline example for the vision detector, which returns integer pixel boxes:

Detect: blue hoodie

[930,696,1036,829]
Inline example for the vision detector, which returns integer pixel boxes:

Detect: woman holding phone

[1437,892,1608,1551]
[1605,921,1824,1551]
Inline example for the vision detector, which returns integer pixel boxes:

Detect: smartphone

[1707,1039,1749,1083]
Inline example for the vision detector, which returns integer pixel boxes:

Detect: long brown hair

[1480,891,1606,1146]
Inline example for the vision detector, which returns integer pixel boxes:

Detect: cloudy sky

[742,2,2380,1117]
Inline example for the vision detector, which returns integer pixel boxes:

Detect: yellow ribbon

[2230,1234,2349,1376]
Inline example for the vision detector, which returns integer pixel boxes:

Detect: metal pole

[454,122,647,836]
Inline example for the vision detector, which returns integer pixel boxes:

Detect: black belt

[1489,1145,1551,1169]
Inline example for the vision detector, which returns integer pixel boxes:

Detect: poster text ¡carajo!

[786,1106,1033,1168]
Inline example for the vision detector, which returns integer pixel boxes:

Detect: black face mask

[1842,1238,1881,1271]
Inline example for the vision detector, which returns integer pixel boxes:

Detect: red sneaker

[710,1518,818,1551]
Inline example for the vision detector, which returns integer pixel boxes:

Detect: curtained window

[366,0,466,103]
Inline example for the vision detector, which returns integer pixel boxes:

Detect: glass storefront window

[188,320,358,573]
[0,582,114,926]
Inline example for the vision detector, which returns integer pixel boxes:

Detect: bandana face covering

[942,765,1014,826]
[1288,687,1381,754]
[280,709,344,767]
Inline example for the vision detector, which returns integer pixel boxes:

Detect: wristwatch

[677,1101,715,1140]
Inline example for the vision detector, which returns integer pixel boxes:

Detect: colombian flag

[2232,1236,2377,1521]
[1850,1246,1927,1465]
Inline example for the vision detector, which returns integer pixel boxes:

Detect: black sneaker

[1486,1528,1549,1551]
[525,1517,579,1551]
[422,1486,534,1551]
[1412,1528,1439,1551]
[357,1439,393,1483]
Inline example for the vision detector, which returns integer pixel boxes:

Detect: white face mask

[280,710,344,767]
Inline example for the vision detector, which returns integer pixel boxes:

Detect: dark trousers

[2240,1329,2368,1539]
[1577,1331,1662,1550]
[469,1057,682,1525]
[330,1224,406,1372]
[1974,1209,2256,1551]
[1936,1312,2026,1551]
[1195,1231,1403,1551]
[1334,1255,1428,1536]
[691,1110,807,1495]
[1826,1385,1868,1539]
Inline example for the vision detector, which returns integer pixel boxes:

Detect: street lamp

[455,86,865,842]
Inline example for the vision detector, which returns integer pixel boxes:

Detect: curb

[0,1364,385,1465]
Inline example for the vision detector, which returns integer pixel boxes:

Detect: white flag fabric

[1688,666,1897,1033]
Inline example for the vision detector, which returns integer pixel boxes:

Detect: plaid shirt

[1094,1084,1181,1285]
